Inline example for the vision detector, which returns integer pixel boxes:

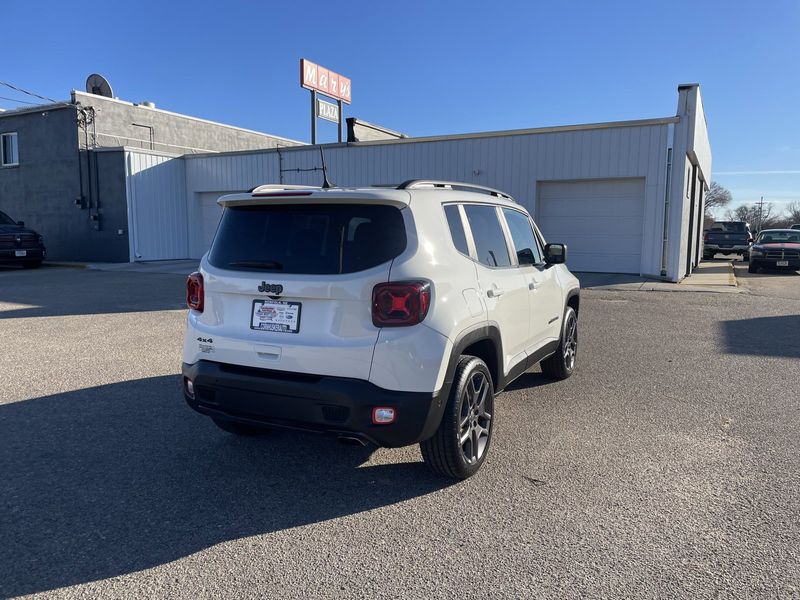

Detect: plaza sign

[301,59,352,104]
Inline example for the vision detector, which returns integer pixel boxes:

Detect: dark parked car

[0,210,46,268]
[790,224,800,230]
[703,221,753,261]
[748,229,800,273]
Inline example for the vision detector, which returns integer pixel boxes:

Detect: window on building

[502,208,543,265]
[1,132,19,166]
[463,204,511,267]
[443,204,470,255]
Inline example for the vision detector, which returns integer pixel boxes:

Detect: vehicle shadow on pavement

[0,375,453,597]
[719,314,800,358]
[0,269,186,318]
[503,370,556,392]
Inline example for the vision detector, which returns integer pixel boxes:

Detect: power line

[0,94,37,105]
[0,80,58,104]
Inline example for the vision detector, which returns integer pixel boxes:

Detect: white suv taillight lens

[372,281,430,327]
[187,272,204,312]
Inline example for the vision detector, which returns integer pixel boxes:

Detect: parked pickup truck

[703,221,753,261]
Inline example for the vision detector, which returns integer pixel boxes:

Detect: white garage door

[537,179,645,274]
[191,192,230,259]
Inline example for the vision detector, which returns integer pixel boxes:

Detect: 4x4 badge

[258,282,283,295]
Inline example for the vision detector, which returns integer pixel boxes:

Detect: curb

[43,261,88,269]
[728,261,738,287]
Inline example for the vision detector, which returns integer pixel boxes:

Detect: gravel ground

[1,266,798,599]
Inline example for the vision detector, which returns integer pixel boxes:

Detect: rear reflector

[372,281,430,327]
[372,407,396,424]
[187,272,204,312]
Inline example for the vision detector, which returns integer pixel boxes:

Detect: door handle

[528,281,536,290]
[487,286,504,298]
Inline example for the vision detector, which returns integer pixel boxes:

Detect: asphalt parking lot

[1,266,799,599]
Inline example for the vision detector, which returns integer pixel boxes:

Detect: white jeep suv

[182,180,580,479]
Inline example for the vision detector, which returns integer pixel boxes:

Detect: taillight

[187,272,204,312]
[703,233,709,242]
[372,281,430,327]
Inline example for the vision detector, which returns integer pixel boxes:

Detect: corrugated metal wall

[183,123,670,275]
[125,151,188,260]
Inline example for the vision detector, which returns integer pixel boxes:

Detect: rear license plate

[15,250,27,257]
[251,299,301,333]
[777,260,789,267]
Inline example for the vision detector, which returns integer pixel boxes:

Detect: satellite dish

[85,74,114,98]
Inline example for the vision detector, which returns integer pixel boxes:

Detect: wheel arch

[565,287,580,314]
[444,323,503,395]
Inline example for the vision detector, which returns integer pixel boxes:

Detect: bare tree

[786,201,800,225]
[727,202,777,232]
[705,181,732,215]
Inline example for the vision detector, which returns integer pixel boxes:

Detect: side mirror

[748,237,754,243]
[544,243,567,265]
[17,221,24,227]
[517,247,536,265]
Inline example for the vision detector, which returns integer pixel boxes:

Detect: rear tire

[420,356,494,480]
[541,306,578,380]
[742,252,750,262]
[212,418,268,435]
[748,262,758,274]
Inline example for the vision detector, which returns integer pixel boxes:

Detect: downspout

[660,124,675,277]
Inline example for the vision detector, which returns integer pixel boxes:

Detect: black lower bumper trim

[182,361,447,448]
[751,259,800,269]
[0,248,44,262]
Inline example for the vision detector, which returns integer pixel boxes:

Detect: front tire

[748,262,758,273]
[420,356,494,480]
[742,252,750,262]
[541,306,578,380]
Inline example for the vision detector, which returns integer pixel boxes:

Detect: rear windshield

[709,222,747,232]
[208,203,407,274]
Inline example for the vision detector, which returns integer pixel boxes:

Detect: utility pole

[758,196,764,233]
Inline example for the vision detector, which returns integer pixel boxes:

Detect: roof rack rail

[396,180,515,201]
[249,184,321,194]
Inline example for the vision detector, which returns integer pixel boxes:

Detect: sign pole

[337,99,343,143]
[311,90,317,145]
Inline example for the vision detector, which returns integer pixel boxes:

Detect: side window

[1,132,19,167]
[502,208,542,265]
[463,204,511,267]
[443,204,469,255]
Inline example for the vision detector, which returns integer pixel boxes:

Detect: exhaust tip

[337,435,367,447]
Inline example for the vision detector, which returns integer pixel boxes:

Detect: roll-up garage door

[537,178,645,274]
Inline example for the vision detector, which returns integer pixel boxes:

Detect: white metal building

[122,84,711,282]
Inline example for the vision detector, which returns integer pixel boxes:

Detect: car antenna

[319,146,334,189]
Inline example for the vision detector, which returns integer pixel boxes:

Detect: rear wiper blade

[228,260,284,270]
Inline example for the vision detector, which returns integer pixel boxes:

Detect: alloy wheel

[563,313,578,370]
[458,371,492,464]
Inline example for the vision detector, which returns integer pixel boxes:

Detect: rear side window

[443,205,469,255]
[463,204,510,267]
[208,204,406,274]
[502,208,542,265]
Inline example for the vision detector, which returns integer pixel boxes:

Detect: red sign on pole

[301,59,352,104]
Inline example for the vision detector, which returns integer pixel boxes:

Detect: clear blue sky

[3,0,799,214]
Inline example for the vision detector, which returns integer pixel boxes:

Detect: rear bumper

[0,247,45,262]
[704,244,748,253]
[182,360,447,447]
